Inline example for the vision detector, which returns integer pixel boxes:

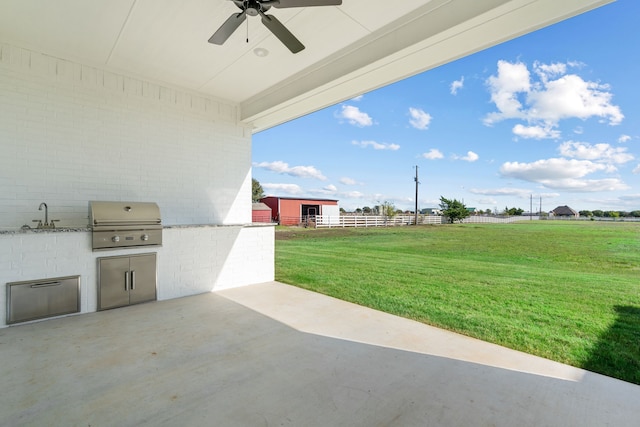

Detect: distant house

[422,208,442,215]
[252,202,272,223]
[260,196,340,226]
[550,205,579,218]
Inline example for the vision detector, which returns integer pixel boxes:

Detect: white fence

[314,215,443,228]
[461,215,540,223]
[313,214,541,228]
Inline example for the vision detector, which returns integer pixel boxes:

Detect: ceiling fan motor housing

[236,0,270,16]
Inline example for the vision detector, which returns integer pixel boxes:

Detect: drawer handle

[125,271,130,291]
[30,282,62,288]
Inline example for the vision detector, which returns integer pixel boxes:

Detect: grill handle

[131,271,136,290]
[92,219,161,226]
[124,271,130,291]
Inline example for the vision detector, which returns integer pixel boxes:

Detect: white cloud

[352,140,400,151]
[253,161,327,180]
[633,164,640,174]
[469,187,533,197]
[453,151,479,162]
[309,184,338,195]
[541,178,629,192]
[339,177,358,185]
[533,61,567,81]
[484,60,530,124]
[343,191,364,199]
[618,134,632,143]
[337,105,373,127]
[501,158,606,181]
[351,95,364,102]
[421,148,444,160]
[619,194,640,202]
[528,74,623,125]
[408,107,432,130]
[262,183,303,195]
[450,76,464,95]
[484,60,624,137]
[499,158,629,191]
[463,151,479,162]
[512,124,561,139]
[558,141,634,164]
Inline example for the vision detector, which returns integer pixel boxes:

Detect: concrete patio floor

[1,281,638,426]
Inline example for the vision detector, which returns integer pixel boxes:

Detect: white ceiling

[0,0,612,132]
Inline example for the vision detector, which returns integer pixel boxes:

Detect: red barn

[252,202,273,223]
[260,196,339,226]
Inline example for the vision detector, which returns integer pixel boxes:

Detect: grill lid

[89,201,161,227]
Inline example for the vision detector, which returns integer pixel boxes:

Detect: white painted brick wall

[0,43,276,328]
[0,43,252,229]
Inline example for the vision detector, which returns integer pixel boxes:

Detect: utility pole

[530,194,533,220]
[414,165,419,225]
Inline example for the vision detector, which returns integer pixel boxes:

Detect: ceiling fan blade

[261,13,305,53]
[208,12,246,45]
[269,0,342,8]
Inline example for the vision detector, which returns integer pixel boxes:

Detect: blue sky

[252,0,639,213]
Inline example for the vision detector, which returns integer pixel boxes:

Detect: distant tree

[609,211,620,219]
[380,201,397,221]
[252,178,264,202]
[579,210,593,217]
[484,209,493,215]
[439,196,470,223]
[339,207,346,214]
[592,210,604,217]
[362,206,372,214]
[504,206,524,216]
[355,208,363,214]
[630,210,640,218]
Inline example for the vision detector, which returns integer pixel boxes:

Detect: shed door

[301,204,319,219]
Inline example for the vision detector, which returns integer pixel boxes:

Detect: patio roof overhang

[0,0,613,132]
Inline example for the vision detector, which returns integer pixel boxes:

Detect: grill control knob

[141,234,149,241]
[112,235,120,243]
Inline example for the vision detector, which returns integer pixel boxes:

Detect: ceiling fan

[208,0,342,54]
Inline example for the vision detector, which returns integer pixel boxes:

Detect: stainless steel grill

[89,201,162,251]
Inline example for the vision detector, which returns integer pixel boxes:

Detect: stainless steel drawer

[6,276,80,324]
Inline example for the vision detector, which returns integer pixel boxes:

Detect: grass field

[275,221,640,384]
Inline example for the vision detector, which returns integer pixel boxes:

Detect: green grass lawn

[275,221,640,384]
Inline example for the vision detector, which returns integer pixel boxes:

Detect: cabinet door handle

[131,270,136,290]
[124,271,130,291]
[31,281,61,288]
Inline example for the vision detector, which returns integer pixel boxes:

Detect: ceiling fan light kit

[253,47,269,57]
[209,0,342,54]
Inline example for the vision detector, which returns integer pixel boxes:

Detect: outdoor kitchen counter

[0,222,274,328]
[0,227,91,235]
[0,223,275,235]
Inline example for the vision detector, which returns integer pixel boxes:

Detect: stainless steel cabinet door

[98,253,157,310]
[129,253,157,305]
[7,276,80,324]
[98,256,131,310]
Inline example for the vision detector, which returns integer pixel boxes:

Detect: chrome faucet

[33,202,58,229]
[39,202,48,226]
